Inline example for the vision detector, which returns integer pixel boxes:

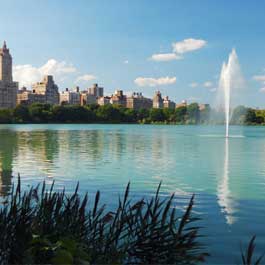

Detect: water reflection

[0,130,18,196]
[217,138,236,225]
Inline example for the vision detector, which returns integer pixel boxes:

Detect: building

[32,75,59,105]
[81,92,97,105]
[153,91,163,108]
[110,90,127,107]
[17,87,47,105]
[163,96,175,109]
[176,100,187,109]
[0,41,18,108]
[88,83,103,97]
[199,103,210,111]
[97,96,110,106]
[126,92,152,110]
[60,87,81,105]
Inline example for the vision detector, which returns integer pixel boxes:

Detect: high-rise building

[0,41,18,108]
[110,90,127,106]
[60,88,81,105]
[88,83,104,97]
[163,96,175,109]
[176,100,187,109]
[153,91,163,108]
[97,96,110,106]
[126,92,152,110]
[32,75,59,105]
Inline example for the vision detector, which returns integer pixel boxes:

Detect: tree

[230,105,247,125]
[13,105,30,123]
[149,108,165,122]
[200,105,211,124]
[174,106,187,123]
[29,103,52,123]
[0,109,12,123]
[245,108,257,124]
[96,105,122,123]
[187,103,200,124]
[163,108,175,122]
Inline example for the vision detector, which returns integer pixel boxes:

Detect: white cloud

[259,87,265,93]
[75,74,97,83]
[172,38,207,54]
[189,82,198,88]
[13,64,42,88]
[253,75,265,82]
[203,81,213,88]
[13,59,77,88]
[150,38,206,63]
[124,60,129,64]
[134,76,176,87]
[150,53,182,62]
[40,59,76,75]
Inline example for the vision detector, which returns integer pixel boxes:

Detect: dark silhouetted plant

[0,178,208,265]
[240,236,264,265]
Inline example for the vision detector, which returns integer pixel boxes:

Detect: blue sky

[1,0,265,106]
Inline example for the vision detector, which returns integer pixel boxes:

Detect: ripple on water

[0,124,264,264]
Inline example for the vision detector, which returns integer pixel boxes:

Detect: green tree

[200,105,211,124]
[187,103,200,124]
[123,108,137,123]
[0,109,12,123]
[245,108,257,124]
[174,106,187,123]
[163,108,175,122]
[13,104,30,123]
[96,105,122,123]
[137,108,149,123]
[230,105,247,125]
[28,103,53,123]
[149,108,165,122]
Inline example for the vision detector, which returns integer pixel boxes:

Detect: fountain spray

[218,49,243,138]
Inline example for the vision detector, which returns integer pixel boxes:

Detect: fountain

[218,49,244,137]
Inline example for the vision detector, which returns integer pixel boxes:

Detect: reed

[0,178,207,265]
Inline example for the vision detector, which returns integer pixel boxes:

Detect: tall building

[97,96,110,106]
[110,90,127,107]
[0,41,18,108]
[17,75,60,105]
[88,83,104,97]
[60,87,81,105]
[126,92,152,110]
[163,96,175,109]
[176,100,187,109]
[153,91,163,108]
[32,75,59,105]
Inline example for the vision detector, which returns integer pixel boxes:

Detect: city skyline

[1,0,265,106]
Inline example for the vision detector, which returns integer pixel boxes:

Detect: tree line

[0,102,210,124]
[0,103,262,124]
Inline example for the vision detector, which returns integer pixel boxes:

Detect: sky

[1,0,265,107]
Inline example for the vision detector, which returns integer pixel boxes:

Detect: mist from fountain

[218,49,244,138]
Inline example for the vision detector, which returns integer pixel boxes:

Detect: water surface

[0,124,264,264]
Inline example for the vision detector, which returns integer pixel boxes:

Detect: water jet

[218,49,244,138]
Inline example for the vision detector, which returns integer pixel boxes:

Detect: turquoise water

[0,124,264,264]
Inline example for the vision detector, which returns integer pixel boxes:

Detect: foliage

[230,105,247,125]
[240,236,264,265]
[0,178,207,265]
[0,109,12,123]
[0,103,208,124]
[1,102,265,125]
[187,103,200,124]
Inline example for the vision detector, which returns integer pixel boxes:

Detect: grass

[0,178,208,265]
[0,177,263,265]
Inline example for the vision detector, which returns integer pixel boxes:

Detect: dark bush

[0,178,207,264]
